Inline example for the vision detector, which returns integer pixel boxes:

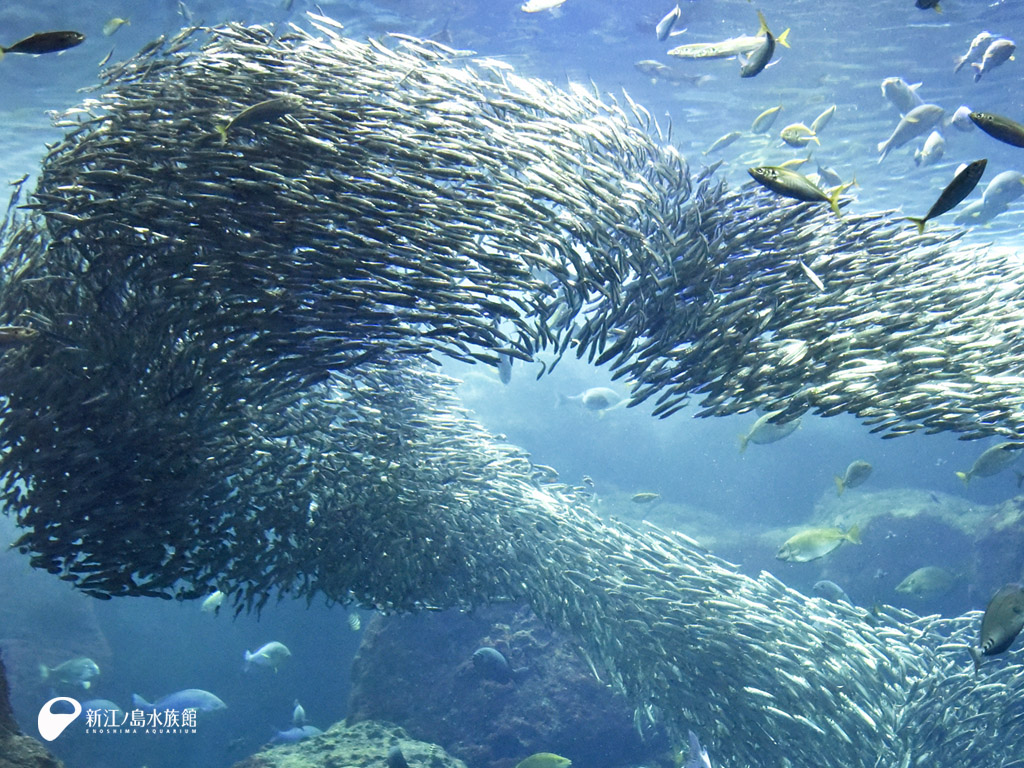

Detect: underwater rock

[0,651,63,768]
[231,720,465,768]
[347,605,662,768]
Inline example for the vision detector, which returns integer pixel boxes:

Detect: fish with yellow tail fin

[971,583,1024,672]
[906,159,986,233]
[834,460,872,495]
[738,11,777,78]
[748,166,853,218]
[777,525,861,563]
[667,14,789,60]
[954,440,1024,485]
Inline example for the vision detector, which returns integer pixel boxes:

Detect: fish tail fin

[215,125,228,145]
[933,2,942,11]
[82,681,91,690]
[845,524,861,544]
[811,135,821,145]
[755,10,769,35]
[972,62,983,82]
[834,476,845,496]
[776,28,791,48]
[955,470,970,486]
[738,434,749,453]
[827,184,849,218]
[953,56,965,73]
[555,393,568,408]
[906,217,926,234]
[38,664,49,681]
[877,142,890,163]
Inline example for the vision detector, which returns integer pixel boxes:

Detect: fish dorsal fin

[755,10,769,35]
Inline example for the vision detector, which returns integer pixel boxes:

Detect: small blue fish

[272,724,323,743]
[132,689,227,713]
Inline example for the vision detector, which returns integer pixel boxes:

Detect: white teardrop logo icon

[37,697,82,741]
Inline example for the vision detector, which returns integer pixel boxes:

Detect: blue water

[2,1,1024,766]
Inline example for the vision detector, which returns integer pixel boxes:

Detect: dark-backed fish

[739,12,776,78]
[906,159,986,234]
[656,5,682,42]
[0,31,85,59]
[971,583,1024,671]
[970,111,1024,149]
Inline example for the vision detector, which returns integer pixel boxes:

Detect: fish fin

[776,28,791,48]
[845,524,861,544]
[83,681,91,690]
[0,49,4,62]
[969,645,982,674]
[933,3,941,11]
[953,56,965,73]
[955,470,970,486]
[834,476,845,496]
[909,81,922,90]
[972,62,983,82]
[738,433,749,453]
[906,217,926,234]
[827,184,849,218]
[38,664,48,680]
[215,125,229,145]
[755,10,769,35]
[811,136,821,145]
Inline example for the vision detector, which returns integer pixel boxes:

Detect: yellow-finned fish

[748,166,853,218]
[779,122,819,148]
[750,105,783,134]
[667,16,790,60]
[834,460,872,495]
[776,525,861,563]
[955,440,1024,485]
[103,17,130,36]
[906,158,986,234]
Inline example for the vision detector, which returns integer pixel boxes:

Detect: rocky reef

[232,720,466,768]
[623,486,1024,616]
[0,651,63,768]
[346,605,663,768]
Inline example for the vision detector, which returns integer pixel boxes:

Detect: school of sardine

[1,19,1024,768]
